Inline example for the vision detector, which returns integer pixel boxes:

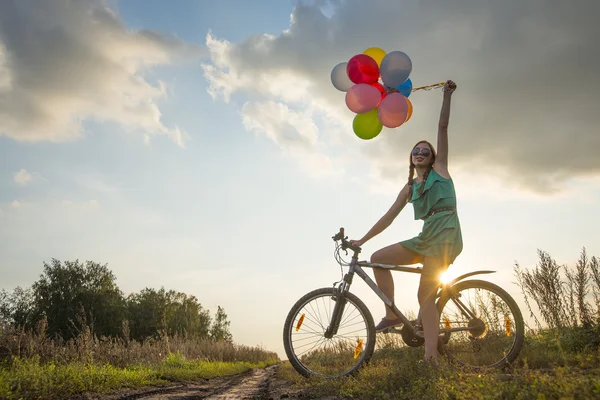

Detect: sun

[440,271,453,285]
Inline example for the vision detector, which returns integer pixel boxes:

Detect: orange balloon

[405,97,413,122]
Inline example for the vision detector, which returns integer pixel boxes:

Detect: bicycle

[283,228,525,378]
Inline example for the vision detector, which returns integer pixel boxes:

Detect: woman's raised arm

[434,80,456,177]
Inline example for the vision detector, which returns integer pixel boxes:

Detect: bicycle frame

[326,248,496,338]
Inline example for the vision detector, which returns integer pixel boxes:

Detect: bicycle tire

[283,287,376,378]
[437,279,525,369]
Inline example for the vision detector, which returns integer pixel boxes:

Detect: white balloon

[330,62,354,92]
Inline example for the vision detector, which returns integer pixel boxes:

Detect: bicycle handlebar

[332,227,361,253]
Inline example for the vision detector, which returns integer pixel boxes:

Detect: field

[0,325,279,399]
[278,327,600,399]
[2,249,599,399]
[275,249,600,399]
[3,326,600,399]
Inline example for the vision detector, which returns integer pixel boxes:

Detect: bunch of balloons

[331,47,414,140]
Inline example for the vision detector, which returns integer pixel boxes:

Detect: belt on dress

[423,206,456,220]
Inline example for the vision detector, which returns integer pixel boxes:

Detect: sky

[1,0,599,359]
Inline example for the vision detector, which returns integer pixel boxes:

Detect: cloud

[0,0,206,146]
[202,0,600,193]
[61,199,100,211]
[202,29,360,178]
[242,101,318,150]
[241,100,343,178]
[13,169,32,186]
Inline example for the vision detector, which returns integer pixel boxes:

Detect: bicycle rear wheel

[283,287,376,378]
[437,280,524,369]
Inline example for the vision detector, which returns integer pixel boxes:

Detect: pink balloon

[377,92,409,128]
[345,84,382,114]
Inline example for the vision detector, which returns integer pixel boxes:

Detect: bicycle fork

[324,272,353,338]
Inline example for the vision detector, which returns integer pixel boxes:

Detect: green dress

[399,168,463,265]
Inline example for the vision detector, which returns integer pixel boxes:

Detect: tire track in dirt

[98,364,314,400]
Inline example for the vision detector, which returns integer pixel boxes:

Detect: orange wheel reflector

[445,317,451,329]
[505,316,511,337]
[295,314,305,332]
[354,339,364,359]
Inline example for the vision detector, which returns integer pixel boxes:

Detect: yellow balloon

[363,47,386,67]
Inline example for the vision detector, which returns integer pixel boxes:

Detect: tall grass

[0,318,279,399]
[278,349,600,400]
[0,318,278,367]
[514,247,600,355]
[514,247,600,329]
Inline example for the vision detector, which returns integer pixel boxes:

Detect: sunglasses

[411,148,432,157]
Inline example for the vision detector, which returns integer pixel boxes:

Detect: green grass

[0,351,278,400]
[278,333,600,400]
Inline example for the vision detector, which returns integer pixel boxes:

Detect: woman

[350,80,462,364]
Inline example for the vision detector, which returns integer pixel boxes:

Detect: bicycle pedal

[378,326,402,334]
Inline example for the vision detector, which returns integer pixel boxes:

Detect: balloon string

[411,82,446,92]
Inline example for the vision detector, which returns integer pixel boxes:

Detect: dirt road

[96,364,340,400]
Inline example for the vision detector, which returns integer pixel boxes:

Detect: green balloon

[353,108,383,140]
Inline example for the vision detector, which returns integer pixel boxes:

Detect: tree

[210,306,233,342]
[31,259,126,339]
[0,287,37,330]
[126,288,169,340]
[0,289,7,326]
[166,291,212,339]
[126,287,212,341]
[1,258,221,343]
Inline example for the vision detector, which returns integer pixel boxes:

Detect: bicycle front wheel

[283,287,376,378]
[437,280,525,369]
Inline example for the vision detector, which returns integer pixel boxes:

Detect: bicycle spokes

[284,288,375,378]
[438,280,524,369]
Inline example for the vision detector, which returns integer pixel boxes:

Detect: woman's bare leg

[418,256,448,362]
[371,243,423,319]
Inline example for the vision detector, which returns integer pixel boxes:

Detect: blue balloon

[397,78,413,97]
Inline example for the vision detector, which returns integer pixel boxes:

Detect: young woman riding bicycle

[350,80,462,365]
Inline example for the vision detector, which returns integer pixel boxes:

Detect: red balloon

[371,82,387,105]
[346,54,379,84]
[372,82,385,94]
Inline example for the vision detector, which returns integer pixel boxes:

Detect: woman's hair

[408,140,436,195]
